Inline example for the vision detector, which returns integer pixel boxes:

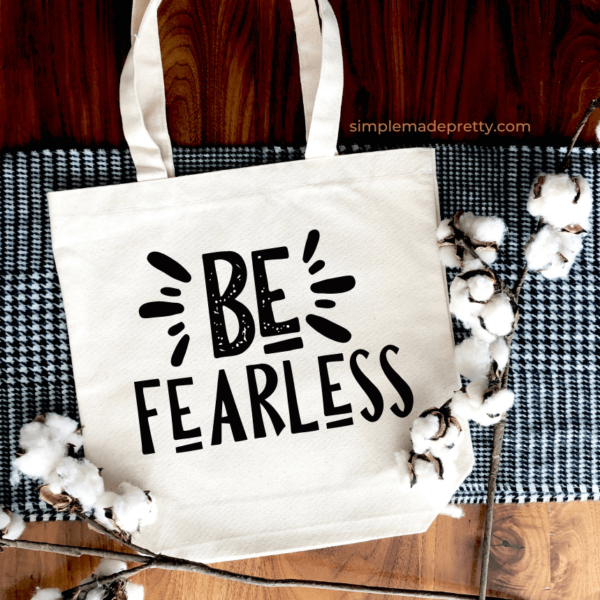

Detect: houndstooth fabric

[1,144,598,522]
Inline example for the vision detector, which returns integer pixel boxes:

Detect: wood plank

[0,503,560,599]
[550,501,600,599]
[1,0,599,150]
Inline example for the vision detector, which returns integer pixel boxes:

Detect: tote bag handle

[120,0,344,181]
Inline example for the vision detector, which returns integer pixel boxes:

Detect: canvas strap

[120,0,344,181]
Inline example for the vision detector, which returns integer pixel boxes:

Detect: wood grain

[5,502,594,600]
[1,0,600,150]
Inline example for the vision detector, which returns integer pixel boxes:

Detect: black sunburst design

[139,252,192,367]
[303,229,355,343]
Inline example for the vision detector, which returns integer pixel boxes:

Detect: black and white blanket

[1,144,598,520]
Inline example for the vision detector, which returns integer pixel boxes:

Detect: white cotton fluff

[596,120,600,144]
[127,583,145,600]
[13,414,83,482]
[480,293,514,337]
[395,450,412,491]
[436,218,453,240]
[542,232,583,279]
[525,225,560,270]
[459,213,506,244]
[439,245,461,269]
[440,504,464,519]
[527,173,593,230]
[30,590,62,600]
[86,589,107,600]
[428,423,461,457]
[451,389,503,427]
[466,274,495,302]
[449,277,483,324]
[526,225,584,278]
[47,457,104,512]
[2,511,26,540]
[462,258,484,273]
[93,491,118,530]
[454,337,491,382]
[412,457,442,491]
[466,381,515,418]
[112,483,157,534]
[0,510,10,531]
[95,558,127,577]
[410,415,441,454]
[489,337,509,370]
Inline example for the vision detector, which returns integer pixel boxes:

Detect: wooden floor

[2,501,600,599]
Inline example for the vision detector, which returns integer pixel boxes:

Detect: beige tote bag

[48,0,473,562]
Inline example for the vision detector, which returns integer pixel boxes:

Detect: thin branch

[0,537,479,600]
[0,538,142,562]
[558,95,600,173]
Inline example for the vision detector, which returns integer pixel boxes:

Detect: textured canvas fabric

[46,145,467,563]
[1,143,598,529]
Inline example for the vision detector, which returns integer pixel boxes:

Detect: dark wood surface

[4,502,600,599]
[1,0,600,150]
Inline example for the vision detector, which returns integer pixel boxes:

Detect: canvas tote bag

[47,0,474,562]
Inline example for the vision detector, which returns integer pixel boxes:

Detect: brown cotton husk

[419,400,463,440]
[39,485,76,512]
[532,175,546,198]
[562,224,587,235]
[408,450,445,487]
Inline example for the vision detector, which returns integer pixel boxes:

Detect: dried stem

[0,536,478,600]
[558,96,600,173]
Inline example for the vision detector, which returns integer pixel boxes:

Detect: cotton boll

[112,483,157,534]
[472,216,505,245]
[451,388,503,427]
[127,583,145,600]
[525,226,560,270]
[483,389,515,415]
[480,293,514,337]
[540,230,585,279]
[475,246,498,265]
[449,277,483,325]
[439,245,461,268]
[462,258,484,273]
[467,274,495,302]
[596,120,600,144]
[410,415,441,454]
[3,511,26,540]
[31,589,63,600]
[459,213,505,245]
[440,504,464,519]
[51,457,104,512]
[436,218,453,240]
[44,413,83,451]
[13,414,83,482]
[412,457,443,493]
[0,510,10,531]
[429,424,461,457]
[95,559,127,577]
[93,491,118,529]
[489,337,509,371]
[454,337,491,381]
[13,444,67,482]
[86,588,107,600]
[527,173,592,230]
[395,450,411,490]
[469,319,497,345]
